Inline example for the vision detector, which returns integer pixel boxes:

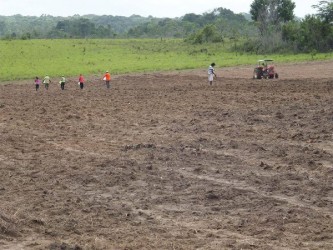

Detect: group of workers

[34,71,111,91]
[33,63,217,91]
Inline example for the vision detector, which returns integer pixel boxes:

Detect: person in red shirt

[78,74,84,89]
[34,76,40,91]
[103,71,111,89]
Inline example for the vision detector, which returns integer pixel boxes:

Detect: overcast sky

[0,0,319,18]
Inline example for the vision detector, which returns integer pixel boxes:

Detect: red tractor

[253,59,279,79]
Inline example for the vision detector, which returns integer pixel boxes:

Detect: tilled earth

[0,61,332,249]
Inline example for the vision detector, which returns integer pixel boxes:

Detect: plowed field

[0,60,332,249]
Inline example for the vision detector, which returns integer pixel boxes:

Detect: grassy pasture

[1,38,333,81]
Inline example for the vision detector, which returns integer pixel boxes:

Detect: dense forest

[0,14,152,39]
[0,8,255,39]
[0,1,332,53]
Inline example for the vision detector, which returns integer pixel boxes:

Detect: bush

[185,24,223,44]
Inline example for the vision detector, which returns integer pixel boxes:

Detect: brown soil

[0,60,332,250]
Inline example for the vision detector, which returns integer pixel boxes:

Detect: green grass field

[1,38,333,81]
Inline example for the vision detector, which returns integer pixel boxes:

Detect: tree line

[0,1,332,53]
[246,0,333,53]
[0,14,152,39]
[0,8,255,40]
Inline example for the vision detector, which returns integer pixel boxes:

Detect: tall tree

[250,0,295,51]
[313,0,333,23]
[250,0,295,33]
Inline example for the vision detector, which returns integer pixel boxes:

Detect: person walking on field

[103,70,111,89]
[78,74,85,89]
[59,75,66,90]
[43,75,51,90]
[208,62,217,86]
[34,76,40,91]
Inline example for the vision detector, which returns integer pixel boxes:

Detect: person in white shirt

[208,62,217,85]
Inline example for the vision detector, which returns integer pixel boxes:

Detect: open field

[1,39,333,81]
[0,60,332,249]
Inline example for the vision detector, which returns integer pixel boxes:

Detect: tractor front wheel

[253,69,262,79]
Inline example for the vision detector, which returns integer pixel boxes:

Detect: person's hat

[106,70,109,73]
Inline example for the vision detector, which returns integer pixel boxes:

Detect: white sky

[0,0,319,18]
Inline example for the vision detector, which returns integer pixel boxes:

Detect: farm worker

[59,76,66,90]
[78,74,85,89]
[34,76,40,91]
[43,75,51,90]
[208,62,217,85]
[103,70,111,89]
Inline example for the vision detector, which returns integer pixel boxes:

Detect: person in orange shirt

[103,70,111,89]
